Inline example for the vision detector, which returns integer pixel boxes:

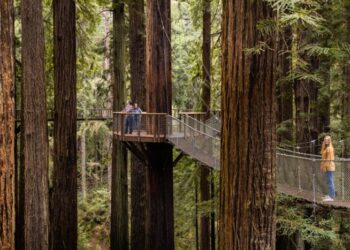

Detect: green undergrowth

[277,194,350,250]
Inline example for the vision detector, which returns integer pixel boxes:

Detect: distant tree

[0,0,15,248]
[110,0,128,249]
[51,0,77,248]
[129,0,147,248]
[145,0,174,249]
[343,1,350,157]
[21,0,49,248]
[219,0,276,249]
[200,0,211,249]
[276,26,293,145]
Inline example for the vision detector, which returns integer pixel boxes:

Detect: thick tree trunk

[200,0,211,249]
[219,1,276,249]
[276,27,293,144]
[111,1,128,249]
[145,0,174,249]
[51,0,77,249]
[145,144,174,250]
[21,0,49,248]
[0,0,15,248]
[129,0,147,248]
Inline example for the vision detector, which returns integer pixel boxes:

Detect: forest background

[3,0,350,249]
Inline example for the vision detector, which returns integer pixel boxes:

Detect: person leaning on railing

[122,101,134,134]
[320,135,336,202]
[133,103,142,131]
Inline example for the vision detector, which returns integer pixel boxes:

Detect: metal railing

[113,112,167,141]
[181,114,220,137]
[166,115,220,169]
[16,109,113,121]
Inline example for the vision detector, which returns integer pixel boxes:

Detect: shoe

[322,197,334,202]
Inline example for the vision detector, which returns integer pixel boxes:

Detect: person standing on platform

[133,103,142,131]
[320,135,336,202]
[122,101,134,134]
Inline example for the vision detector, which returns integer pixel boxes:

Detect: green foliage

[277,194,350,249]
[78,187,110,249]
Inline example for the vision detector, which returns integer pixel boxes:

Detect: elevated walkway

[113,111,350,208]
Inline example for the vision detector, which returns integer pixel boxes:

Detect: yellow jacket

[320,147,335,172]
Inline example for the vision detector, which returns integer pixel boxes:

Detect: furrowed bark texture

[0,1,15,248]
[145,0,174,249]
[21,0,49,248]
[129,0,147,248]
[219,0,276,249]
[51,0,77,249]
[111,1,128,249]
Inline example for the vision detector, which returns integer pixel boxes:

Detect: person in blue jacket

[133,103,142,131]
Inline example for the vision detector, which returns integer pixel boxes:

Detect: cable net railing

[166,115,220,169]
[181,114,220,137]
[277,153,350,203]
[177,114,350,206]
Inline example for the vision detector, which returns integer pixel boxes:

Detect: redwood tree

[145,0,174,249]
[129,0,147,248]
[0,0,15,248]
[200,0,211,248]
[21,0,49,248]
[51,0,77,248]
[219,0,276,249]
[111,1,128,249]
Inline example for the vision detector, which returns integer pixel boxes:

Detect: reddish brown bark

[145,0,174,249]
[0,0,15,248]
[111,1,128,249]
[219,0,276,249]
[51,0,77,249]
[21,0,49,248]
[129,0,147,248]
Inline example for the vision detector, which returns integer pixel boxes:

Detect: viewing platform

[113,112,168,143]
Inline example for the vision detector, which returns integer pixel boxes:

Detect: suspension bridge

[113,111,350,209]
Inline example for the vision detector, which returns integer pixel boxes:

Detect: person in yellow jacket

[320,135,336,201]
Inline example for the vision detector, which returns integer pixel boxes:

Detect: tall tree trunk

[0,0,15,248]
[219,0,276,249]
[276,27,293,144]
[21,0,49,248]
[129,0,147,248]
[111,1,128,249]
[294,28,319,152]
[200,0,211,249]
[318,58,331,135]
[342,2,350,157]
[51,0,77,249]
[145,0,174,249]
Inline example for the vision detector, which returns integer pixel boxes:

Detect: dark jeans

[134,114,140,130]
[125,116,133,133]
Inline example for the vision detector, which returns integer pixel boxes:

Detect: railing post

[341,140,345,200]
[312,158,317,214]
[296,146,301,192]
